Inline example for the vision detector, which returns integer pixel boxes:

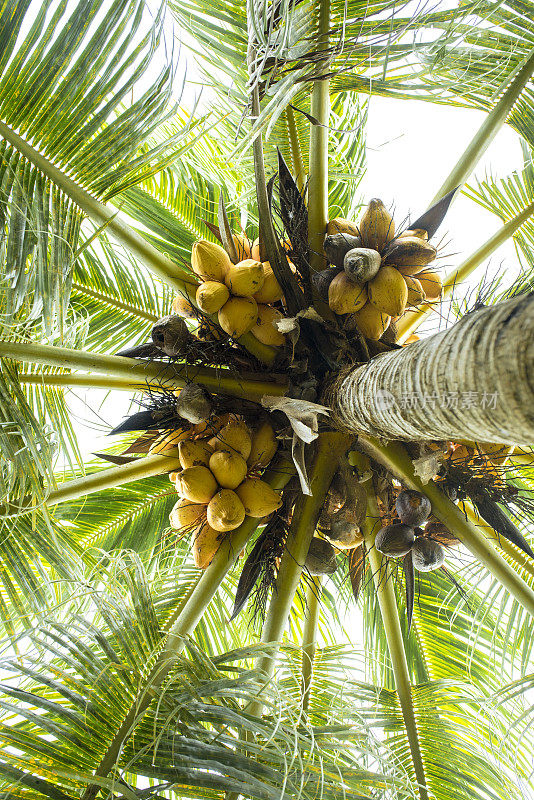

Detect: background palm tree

[1,1,534,799]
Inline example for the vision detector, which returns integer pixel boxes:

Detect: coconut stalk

[397,200,534,341]
[359,463,429,800]
[307,0,331,272]
[0,121,196,295]
[0,341,288,401]
[248,432,351,718]
[429,48,534,206]
[301,575,323,713]
[285,106,306,194]
[359,437,534,617]
[331,293,534,445]
[81,456,295,800]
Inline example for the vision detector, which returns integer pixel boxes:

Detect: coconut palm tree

[1,0,534,799]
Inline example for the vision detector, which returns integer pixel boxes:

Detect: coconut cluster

[166,416,282,569]
[180,236,287,345]
[315,199,443,340]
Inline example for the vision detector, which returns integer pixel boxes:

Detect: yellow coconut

[328,272,367,315]
[218,296,258,337]
[169,471,180,483]
[248,421,278,467]
[195,281,230,314]
[251,304,286,346]
[191,240,232,281]
[209,449,248,489]
[235,479,282,517]
[253,263,284,303]
[250,237,261,261]
[368,265,408,316]
[403,275,426,307]
[214,420,252,460]
[358,199,395,251]
[327,217,360,237]
[207,489,246,532]
[149,429,189,455]
[172,294,196,318]
[383,237,437,274]
[178,438,213,470]
[417,270,442,301]
[404,333,420,344]
[224,259,265,297]
[349,302,391,340]
[192,523,221,570]
[175,466,218,504]
[169,498,206,530]
[232,233,252,261]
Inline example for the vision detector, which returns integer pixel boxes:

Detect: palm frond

[0,0,184,333]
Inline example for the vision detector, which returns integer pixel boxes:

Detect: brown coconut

[383,237,437,275]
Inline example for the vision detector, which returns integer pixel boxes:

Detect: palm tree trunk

[330,293,534,444]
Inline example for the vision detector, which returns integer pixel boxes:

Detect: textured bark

[331,294,534,444]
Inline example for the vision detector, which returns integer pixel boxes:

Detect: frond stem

[285,106,306,193]
[71,282,159,322]
[301,574,322,713]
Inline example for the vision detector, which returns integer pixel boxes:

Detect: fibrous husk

[209,449,248,489]
[347,302,391,340]
[417,270,442,301]
[192,523,221,569]
[375,523,415,557]
[368,265,408,317]
[191,240,232,281]
[326,510,363,549]
[395,489,431,527]
[323,233,362,268]
[404,275,426,307]
[218,296,258,337]
[253,262,284,303]
[178,439,213,469]
[251,304,286,346]
[235,478,282,517]
[175,466,218,504]
[328,272,367,315]
[412,537,445,571]
[344,247,381,283]
[169,498,207,529]
[305,537,338,575]
[383,237,437,274]
[196,281,230,314]
[151,315,192,356]
[225,260,265,297]
[215,419,252,460]
[358,199,395,251]
[207,489,246,532]
[327,217,360,237]
[172,294,196,318]
[176,383,212,424]
[248,421,278,467]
